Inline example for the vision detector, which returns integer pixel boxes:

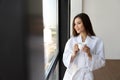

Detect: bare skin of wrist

[70,52,77,63]
[70,44,79,62]
[87,52,92,60]
[82,45,92,60]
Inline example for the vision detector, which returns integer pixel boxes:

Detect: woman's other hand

[70,44,79,62]
[82,45,92,59]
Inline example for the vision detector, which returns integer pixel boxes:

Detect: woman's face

[74,17,85,34]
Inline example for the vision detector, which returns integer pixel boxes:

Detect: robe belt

[72,67,90,80]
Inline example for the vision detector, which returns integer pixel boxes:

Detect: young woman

[63,13,105,80]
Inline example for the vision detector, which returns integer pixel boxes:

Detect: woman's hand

[74,44,79,54]
[70,44,79,62]
[82,45,92,59]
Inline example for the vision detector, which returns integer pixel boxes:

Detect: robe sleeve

[63,38,73,68]
[87,38,105,71]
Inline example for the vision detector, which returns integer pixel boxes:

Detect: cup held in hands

[78,43,86,50]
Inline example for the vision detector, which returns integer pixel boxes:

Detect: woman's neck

[80,32,87,42]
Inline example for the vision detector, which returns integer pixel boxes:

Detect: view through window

[43,0,58,77]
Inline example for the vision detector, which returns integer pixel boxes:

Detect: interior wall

[28,0,42,15]
[0,0,27,80]
[27,0,45,80]
[70,0,82,35]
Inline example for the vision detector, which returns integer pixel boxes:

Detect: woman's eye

[78,22,81,24]
[74,22,81,25]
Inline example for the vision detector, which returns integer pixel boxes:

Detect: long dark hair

[72,13,96,36]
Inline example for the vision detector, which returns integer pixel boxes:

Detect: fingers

[74,44,78,48]
[74,44,79,53]
[82,45,90,52]
[74,44,90,54]
[82,45,92,58]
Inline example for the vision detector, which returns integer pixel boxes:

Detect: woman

[63,13,105,80]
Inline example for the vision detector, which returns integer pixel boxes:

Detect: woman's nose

[75,24,79,28]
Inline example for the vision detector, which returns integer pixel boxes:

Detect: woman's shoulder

[68,36,78,41]
[91,36,103,43]
[66,36,77,43]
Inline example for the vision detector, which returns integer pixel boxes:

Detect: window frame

[45,0,70,80]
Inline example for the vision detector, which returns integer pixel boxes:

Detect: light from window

[43,0,58,77]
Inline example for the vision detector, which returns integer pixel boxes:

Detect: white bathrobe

[63,35,105,80]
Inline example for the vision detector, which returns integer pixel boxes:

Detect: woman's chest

[71,38,97,54]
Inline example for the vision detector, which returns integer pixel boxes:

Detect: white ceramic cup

[78,43,86,50]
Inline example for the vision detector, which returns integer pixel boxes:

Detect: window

[43,0,58,78]
[48,62,59,80]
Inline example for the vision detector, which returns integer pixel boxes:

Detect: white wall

[71,0,120,59]
[71,0,82,21]
[70,0,82,35]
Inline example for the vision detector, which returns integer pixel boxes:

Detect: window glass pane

[43,0,58,77]
[48,62,59,80]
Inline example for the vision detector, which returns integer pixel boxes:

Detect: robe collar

[77,34,91,46]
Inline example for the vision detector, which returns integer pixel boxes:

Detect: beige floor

[93,60,120,80]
